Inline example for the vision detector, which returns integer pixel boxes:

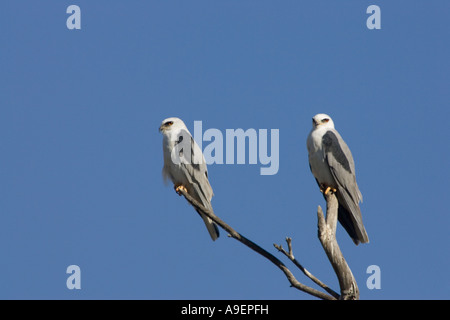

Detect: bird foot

[174,184,187,196]
[324,186,337,195]
[321,186,337,195]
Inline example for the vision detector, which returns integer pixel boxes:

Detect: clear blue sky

[1,1,449,300]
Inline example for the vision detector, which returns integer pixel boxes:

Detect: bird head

[159,117,188,133]
[312,113,335,129]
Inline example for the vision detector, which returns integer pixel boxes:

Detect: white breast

[162,133,189,186]
[307,128,336,187]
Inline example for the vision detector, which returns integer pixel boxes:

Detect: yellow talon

[175,184,187,195]
[323,187,337,195]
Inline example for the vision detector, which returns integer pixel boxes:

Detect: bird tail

[336,193,369,245]
[337,206,366,245]
[323,187,368,245]
[199,213,220,241]
[192,191,220,241]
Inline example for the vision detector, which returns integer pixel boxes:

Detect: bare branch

[317,192,360,300]
[274,238,340,299]
[177,188,336,300]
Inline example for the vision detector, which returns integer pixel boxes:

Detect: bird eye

[166,121,173,126]
[322,118,329,123]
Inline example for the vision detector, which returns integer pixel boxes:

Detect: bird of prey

[307,113,369,245]
[159,117,219,241]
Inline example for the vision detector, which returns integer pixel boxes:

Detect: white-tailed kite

[159,117,219,241]
[307,114,369,245]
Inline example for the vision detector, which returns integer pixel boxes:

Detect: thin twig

[274,238,340,299]
[177,188,336,300]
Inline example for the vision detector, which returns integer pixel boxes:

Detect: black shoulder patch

[322,131,351,173]
[174,134,184,146]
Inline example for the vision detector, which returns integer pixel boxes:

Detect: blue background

[1,1,449,299]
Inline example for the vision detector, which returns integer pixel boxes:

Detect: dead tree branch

[317,192,360,300]
[177,188,360,300]
[274,238,340,299]
[177,188,335,300]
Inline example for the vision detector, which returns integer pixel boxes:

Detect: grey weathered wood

[177,188,336,300]
[317,192,359,300]
[274,237,340,299]
[176,187,360,300]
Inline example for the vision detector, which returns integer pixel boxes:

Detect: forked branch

[177,188,359,300]
[177,188,335,300]
[274,238,340,299]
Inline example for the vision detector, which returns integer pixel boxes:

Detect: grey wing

[322,130,361,204]
[177,129,213,207]
[177,129,219,240]
[322,130,368,244]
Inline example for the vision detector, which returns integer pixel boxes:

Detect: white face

[159,117,186,133]
[312,113,334,129]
